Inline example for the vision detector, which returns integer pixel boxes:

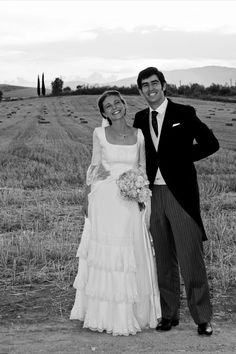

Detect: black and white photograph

[0,1,235,353]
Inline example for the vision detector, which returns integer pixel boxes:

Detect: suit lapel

[158,99,175,154]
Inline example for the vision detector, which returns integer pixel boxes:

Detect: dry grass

[0,95,235,297]
[0,188,84,286]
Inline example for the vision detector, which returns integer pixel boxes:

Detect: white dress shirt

[149,98,168,185]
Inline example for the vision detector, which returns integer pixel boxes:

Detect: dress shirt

[149,98,168,185]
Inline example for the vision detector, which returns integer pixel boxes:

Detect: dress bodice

[99,127,140,176]
[86,127,146,185]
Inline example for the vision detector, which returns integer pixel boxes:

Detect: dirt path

[1,320,236,354]
[1,284,235,354]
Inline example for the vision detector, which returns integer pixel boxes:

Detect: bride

[70,90,161,335]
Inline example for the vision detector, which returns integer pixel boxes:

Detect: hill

[0,84,31,92]
[0,84,38,98]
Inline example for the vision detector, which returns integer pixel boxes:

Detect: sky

[1,0,236,86]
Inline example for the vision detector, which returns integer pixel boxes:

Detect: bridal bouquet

[116,168,151,209]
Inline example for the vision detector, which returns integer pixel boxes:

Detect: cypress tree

[42,72,46,96]
[37,75,40,96]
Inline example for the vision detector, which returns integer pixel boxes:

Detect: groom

[133,67,219,335]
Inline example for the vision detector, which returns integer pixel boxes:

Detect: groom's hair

[97,90,126,124]
[137,67,166,92]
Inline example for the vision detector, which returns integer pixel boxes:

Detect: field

[0,95,236,352]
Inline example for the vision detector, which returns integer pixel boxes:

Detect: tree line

[167,82,236,98]
[50,77,236,100]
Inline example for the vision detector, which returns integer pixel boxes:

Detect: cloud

[90,26,236,61]
[2,26,235,63]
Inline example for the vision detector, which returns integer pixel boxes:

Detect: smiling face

[102,95,126,122]
[139,74,166,109]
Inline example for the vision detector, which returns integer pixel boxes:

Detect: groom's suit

[134,98,219,324]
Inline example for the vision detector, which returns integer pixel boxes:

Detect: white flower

[117,169,151,204]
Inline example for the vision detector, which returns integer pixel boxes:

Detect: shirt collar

[150,98,168,115]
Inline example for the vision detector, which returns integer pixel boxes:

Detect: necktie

[151,111,158,137]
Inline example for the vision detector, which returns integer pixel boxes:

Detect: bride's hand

[138,202,145,212]
[82,185,90,217]
[96,164,110,180]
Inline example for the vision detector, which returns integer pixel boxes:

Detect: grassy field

[0,94,235,304]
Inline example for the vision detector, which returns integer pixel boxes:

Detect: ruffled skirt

[70,178,161,335]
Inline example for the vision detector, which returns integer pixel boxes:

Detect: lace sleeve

[138,129,146,174]
[86,128,102,185]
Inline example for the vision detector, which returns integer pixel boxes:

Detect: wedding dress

[70,127,161,335]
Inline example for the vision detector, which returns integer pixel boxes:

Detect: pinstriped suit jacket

[133,98,220,240]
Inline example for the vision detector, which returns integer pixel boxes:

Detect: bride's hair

[97,90,126,125]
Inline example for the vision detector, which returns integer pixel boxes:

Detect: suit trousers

[150,185,212,324]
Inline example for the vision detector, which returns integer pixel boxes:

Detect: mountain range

[1,66,236,98]
[54,66,236,89]
[106,66,236,88]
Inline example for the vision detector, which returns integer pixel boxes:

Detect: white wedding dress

[70,127,161,335]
